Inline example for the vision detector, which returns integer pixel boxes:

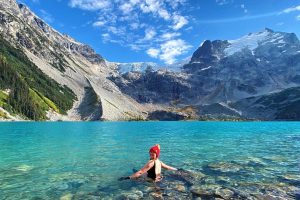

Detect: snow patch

[115,58,188,74]
[277,39,285,44]
[224,30,286,56]
[201,66,212,71]
[219,102,242,115]
[225,31,270,56]
[116,62,159,74]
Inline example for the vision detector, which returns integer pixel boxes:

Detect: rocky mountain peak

[186,28,299,70]
[0,0,21,16]
[0,0,18,8]
[0,0,104,64]
[264,27,274,33]
[191,40,229,62]
[182,39,228,72]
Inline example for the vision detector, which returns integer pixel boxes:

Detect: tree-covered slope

[0,36,76,120]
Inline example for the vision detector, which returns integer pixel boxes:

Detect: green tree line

[0,55,45,119]
[0,36,77,120]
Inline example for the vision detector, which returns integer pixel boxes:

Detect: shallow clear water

[0,122,300,199]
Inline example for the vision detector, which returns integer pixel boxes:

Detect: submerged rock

[167,169,206,186]
[60,193,73,200]
[15,164,33,172]
[149,191,163,199]
[203,161,245,178]
[56,183,69,191]
[279,174,300,186]
[264,155,289,163]
[215,176,231,185]
[215,187,234,199]
[244,157,268,167]
[117,190,143,200]
[190,184,223,198]
[174,184,186,192]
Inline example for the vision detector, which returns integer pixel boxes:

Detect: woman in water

[120,144,177,182]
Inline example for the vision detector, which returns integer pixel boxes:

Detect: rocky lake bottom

[0,122,299,199]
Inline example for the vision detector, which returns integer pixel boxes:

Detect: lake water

[0,122,300,199]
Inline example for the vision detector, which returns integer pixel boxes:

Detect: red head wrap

[149,144,160,158]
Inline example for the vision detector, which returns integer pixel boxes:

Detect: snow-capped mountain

[183,28,300,105]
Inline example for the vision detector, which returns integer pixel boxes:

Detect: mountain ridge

[1,0,300,121]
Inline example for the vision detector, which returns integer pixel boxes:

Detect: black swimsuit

[147,160,156,180]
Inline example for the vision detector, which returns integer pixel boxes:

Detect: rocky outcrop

[147,110,186,121]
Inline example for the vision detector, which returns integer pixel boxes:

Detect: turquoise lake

[0,122,300,199]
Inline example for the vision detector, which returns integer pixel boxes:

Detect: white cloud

[216,0,230,6]
[158,9,171,20]
[140,0,171,21]
[93,21,106,27]
[102,33,110,43]
[119,0,140,14]
[107,26,126,35]
[166,0,186,9]
[69,0,111,11]
[241,4,247,13]
[185,26,193,31]
[297,15,300,21]
[140,0,160,13]
[68,0,191,62]
[160,32,181,40]
[144,28,156,40]
[130,44,143,51]
[159,39,191,64]
[130,22,140,30]
[119,3,134,14]
[172,15,188,30]
[282,5,300,13]
[147,48,160,58]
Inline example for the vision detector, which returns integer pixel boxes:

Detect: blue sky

[17,0,300,65]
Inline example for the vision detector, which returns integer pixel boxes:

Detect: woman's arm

[129,160,154,179]
[161,161,177,171]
